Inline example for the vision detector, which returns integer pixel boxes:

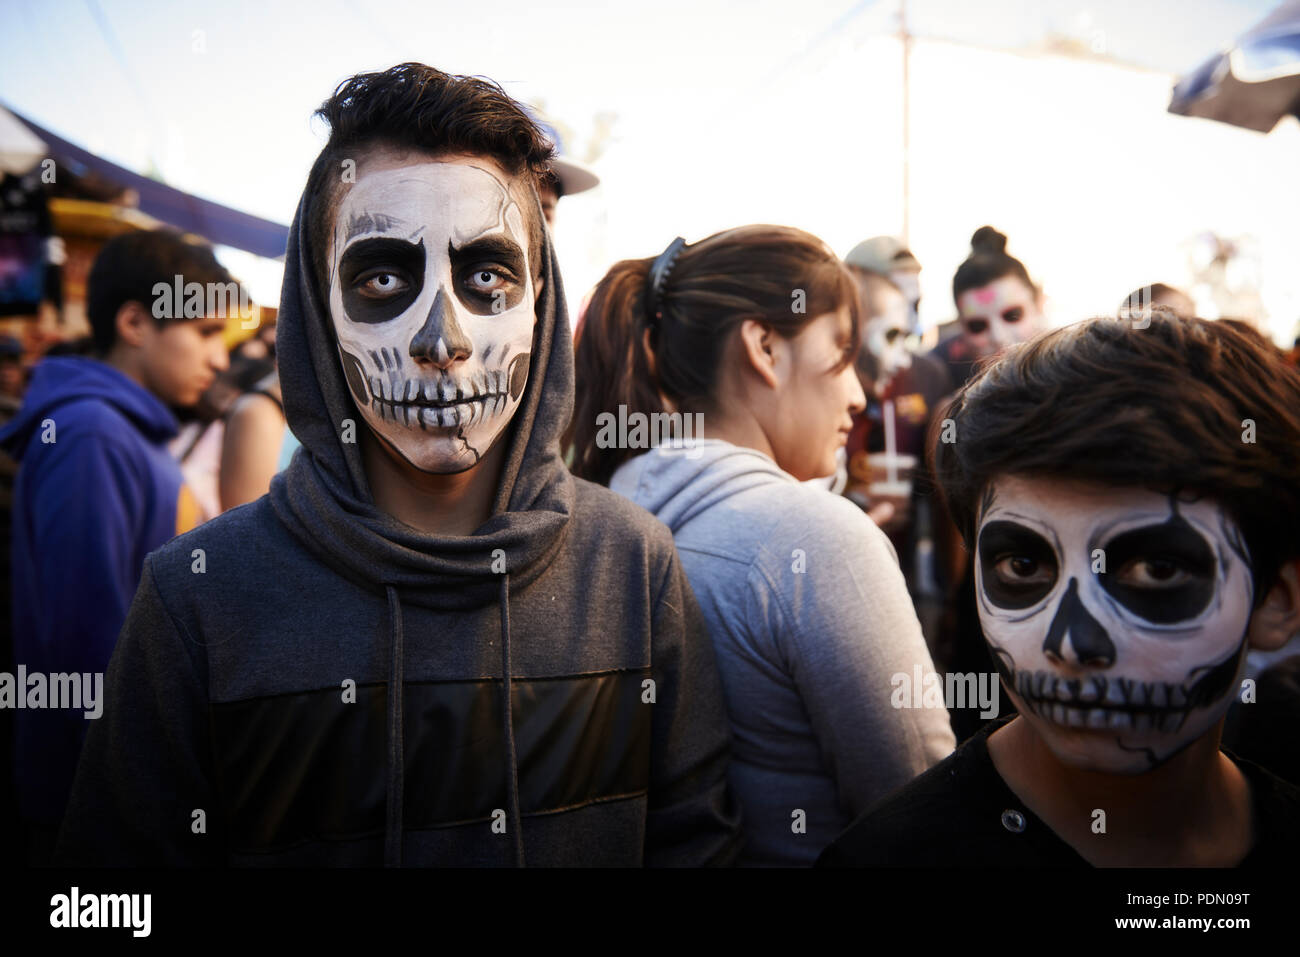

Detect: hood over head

[269,168,575,612]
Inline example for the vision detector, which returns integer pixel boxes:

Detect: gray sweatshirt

[611,439,956,865]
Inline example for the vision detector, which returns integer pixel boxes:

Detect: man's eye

[1115,558,1191,588]
[466,268,508,294]
[993,554,1053,584]
[356,270,409,299]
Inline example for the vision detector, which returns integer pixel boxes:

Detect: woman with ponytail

[566,225,956,866]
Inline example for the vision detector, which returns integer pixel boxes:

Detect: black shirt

[817,717,1300,867]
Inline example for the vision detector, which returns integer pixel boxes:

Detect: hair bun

[970,226,1007,255]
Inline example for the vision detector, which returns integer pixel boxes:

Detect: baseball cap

[845,236,920,275]
[533,116,600,197]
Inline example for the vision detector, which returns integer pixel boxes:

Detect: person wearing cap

[841,253,952,664]
[845,236,923,335]
[531,119,600,229]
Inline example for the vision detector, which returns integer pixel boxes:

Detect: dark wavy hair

[303,62,555,305]
[931,314,1300,599]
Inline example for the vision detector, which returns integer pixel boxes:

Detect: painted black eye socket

[339,238,425,323]
[963,318,989,335]
[1099,518,1216,624]
[978,520,1059,609]
[1002,306,1025,324]
[355,269,411,300]
[884,328,904,343]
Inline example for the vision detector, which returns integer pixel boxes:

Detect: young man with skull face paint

[57,64,741,867]
[821,315,1300,867]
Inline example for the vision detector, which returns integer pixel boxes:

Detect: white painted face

[864,286,912,382]
[956,275,1044,360]
[976,475,1254,774]
[328,159,536,473]
[888,268,921,332]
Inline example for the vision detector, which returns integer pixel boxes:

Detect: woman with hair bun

[930,226,1048,392]
[566,225,956,866]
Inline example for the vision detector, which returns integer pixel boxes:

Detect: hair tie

[645,236,686,326]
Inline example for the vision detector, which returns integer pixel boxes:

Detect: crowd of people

[3,61,1299,868]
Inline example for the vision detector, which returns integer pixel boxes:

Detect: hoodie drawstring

[499,573,524,867]
[384,585,405,867]
[381,579,521,867]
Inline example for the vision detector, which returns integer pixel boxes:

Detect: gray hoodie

[55,168,741,867]
[611,439,955,865]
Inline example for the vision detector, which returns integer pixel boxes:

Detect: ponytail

[564,257,669,486]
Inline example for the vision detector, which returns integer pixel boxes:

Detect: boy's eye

[994,555,1051,582]
[1114,557,1191,589]
[1099,519,1216,624]
[1002,307,1024,323]
[978,520,1059,609]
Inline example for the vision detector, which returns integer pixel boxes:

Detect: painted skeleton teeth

[1078,677,1103,703]
[1013,668,1208,735]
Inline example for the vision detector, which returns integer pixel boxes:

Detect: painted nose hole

[1042,578,1116,669]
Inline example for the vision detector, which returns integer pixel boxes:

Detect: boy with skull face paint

[57,64,741,867]
[820,315,1300,867]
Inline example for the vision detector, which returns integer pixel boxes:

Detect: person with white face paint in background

[929,226,1047,395]
[840,267,954,664]
[927,226,1050,737]
[821,314,1300,868]
[58,63,741,868]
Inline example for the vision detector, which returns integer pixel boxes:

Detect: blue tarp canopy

[1169,0,1300,133]
[5,104,289,259]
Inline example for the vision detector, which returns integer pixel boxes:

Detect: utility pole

[899,0,911,247]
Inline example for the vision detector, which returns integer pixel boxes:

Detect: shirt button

[1001,809,1026,833]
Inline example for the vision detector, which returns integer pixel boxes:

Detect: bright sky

[1,0,1293,338]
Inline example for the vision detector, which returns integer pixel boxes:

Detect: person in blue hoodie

[1,229,231,862]
[56,63,740,867]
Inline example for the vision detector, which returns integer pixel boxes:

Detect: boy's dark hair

[304,62,555,306]
[86,230,235,354]
[952,225,1036,305]
[932,314,1300,600]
